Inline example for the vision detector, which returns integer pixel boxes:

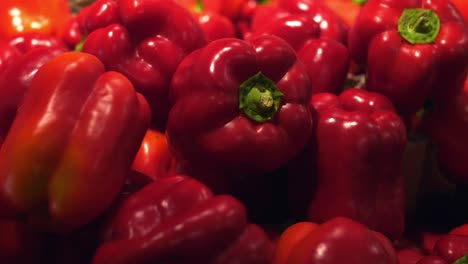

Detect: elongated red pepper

[167,35,313,175]
[289,88,407,239]
[78,0,206,128]
[247,9,349,94]
[0,52,150,233]
[93,175,273,264]
[348,0,468,115]
[273,217,398,264]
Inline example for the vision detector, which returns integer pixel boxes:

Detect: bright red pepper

[0,52,150,233]
[289,88,406,239]
[434,235,468,263]
[0,47,66,140]
[348,0,468,116]
[247,9,349,94]
[0,0,72,38]
[92,175,274,264]
[76,0,206,128]
[131,129,177,181]
[451,0,468,24]
[422,78,468,185]
[322,0,366,27]
[167,35,313,175]
[273,217,398,264]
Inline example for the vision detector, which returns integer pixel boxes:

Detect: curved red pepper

[434,235,468,263]
[0,52,150,233]
[167,35,313,175]
[349,0,468,115]
[289,88,406,239]
[247,9,349,94]
[273,217,398,264]
[417,256,448,264]
[93,175,273,264]
[77,0,206,128]
[422,79,468,185]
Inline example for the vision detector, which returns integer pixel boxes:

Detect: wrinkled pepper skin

[247,9,349,94]
[0,47,66,140]
[277,0,349,44]
[0,52,151,233]
[348,0,468,115]
[131,128,177,181]
[422,79,468,186]
[167,35,313,175]
[273,217,398,264]
[93,175,274,264]
[289,88,406,239]
[78,0,206,127]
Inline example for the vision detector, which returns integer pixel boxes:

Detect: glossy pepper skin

[422,79,468,186]
[0,46,66,140]
[0,0,71,38]
[348,0,468,116]
[0,52,150,233]
[247,9,349,94]
[167,35,313,175]
[289,88,406,239]
[272,217,398,264]
[78,0,206,128]
[434,235,468,263]
[92,175,274,264]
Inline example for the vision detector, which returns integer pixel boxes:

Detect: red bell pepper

[348,0,468,116]
[417,256,448,264]
[0,39,21,74]
[289,88,406,239]
[272,217,398,264]
[247,9,349,94]
[77,0,206,128]
[92,175,274,264]
[398,248,424,264]
[434,235,468,263]
[276,0,349,44]
[167,35,313,175]
[0,47,66,140]
[422,78,468,186]
[451,0,468,24]
[0,52,150,233]
[131,129,177,181]
[0,0,72,38]
[322,0,367,27]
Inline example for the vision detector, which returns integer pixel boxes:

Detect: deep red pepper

[92,175,273,264]
[273,217,398,264]
[0,220,43,264]
[289,88,407,239]
[416,256,448,264]
[422,79,468,186]
[434,235,468,263]
[247,9,349,94]
[348,0,468,115]
[0,52,150,233]
[398,248,424,264]
[76,0,206,128]
[167,35,313,175]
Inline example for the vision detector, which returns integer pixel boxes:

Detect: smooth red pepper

[434,235,468,263]
[0,0,72,38]
[167,35,313,175]
[77,0,206,128]
[322,0,367,27]
[92,175,273,264]
[398,248,424,264]
[348,0,468,115]
[289,88,406,239]
[273,217,398,264]
[451,0,468,24]
[422,79,468,186]
[0,52,150,233]
[131,129,176,181]
[417,256,448,264]
[247,9,349,94]
[0,47,66,140]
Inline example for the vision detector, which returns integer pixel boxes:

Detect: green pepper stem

[351,0,367,6]
[239,72,284,123]
[398,8,441,44]
[196,0,203,12]
[454,255,468,264]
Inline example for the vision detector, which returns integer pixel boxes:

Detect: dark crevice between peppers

[239,72,284,122]
[398,8,441,44]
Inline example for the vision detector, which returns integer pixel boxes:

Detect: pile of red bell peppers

[0,0,468,263]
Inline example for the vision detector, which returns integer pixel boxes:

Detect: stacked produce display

[0,0,468,263]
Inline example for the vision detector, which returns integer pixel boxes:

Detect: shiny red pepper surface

[348,0,468,115]
[289,88,407,239]
[167,35,313,175]
[92,175,274,264]
[0,52,150,233]
[77,0,206,128]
